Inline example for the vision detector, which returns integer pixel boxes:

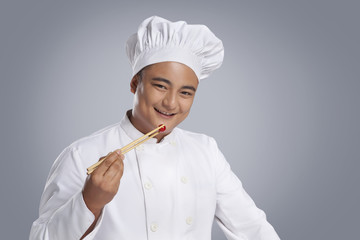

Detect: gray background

[1,0,359,239]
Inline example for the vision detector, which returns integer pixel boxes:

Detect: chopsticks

[86,124,166,175]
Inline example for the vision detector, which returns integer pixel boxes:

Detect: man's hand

[82,150,125,218]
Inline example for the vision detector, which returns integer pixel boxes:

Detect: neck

[127,110,167,143]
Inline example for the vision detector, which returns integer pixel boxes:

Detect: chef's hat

[126,16,224,81]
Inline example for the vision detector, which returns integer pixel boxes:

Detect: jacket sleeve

[212,139,280,240]
[29,147,104,240]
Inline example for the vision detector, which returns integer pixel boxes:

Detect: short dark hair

[136,65,150,82]
[136,69,144,82]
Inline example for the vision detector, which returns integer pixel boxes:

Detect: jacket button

[136,145,144,151]
[186,217,193,225]
[150,223,158,232]
[144,182,152,190]
[181,176,188,184]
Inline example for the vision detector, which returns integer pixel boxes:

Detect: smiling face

[129,61,199,141]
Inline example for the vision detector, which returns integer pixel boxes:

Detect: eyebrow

[152,77,197,92]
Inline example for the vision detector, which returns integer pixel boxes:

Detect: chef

[30,16,280,240]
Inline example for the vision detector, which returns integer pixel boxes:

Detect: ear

[130,75,139,94]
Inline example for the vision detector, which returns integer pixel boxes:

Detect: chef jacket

[30,113,280,240]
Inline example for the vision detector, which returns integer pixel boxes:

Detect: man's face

[130,61,199,140]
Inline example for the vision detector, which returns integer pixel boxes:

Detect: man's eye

[153,84,166,89]
[181,91,193,96]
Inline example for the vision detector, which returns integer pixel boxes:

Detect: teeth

[155,108,174,116]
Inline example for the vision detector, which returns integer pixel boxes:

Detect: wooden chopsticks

[86,124,165,175]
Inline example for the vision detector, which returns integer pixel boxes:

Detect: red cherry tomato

[159,125,166,132]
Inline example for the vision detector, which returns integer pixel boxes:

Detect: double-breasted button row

[149,217,192,232]
[144,177,187,190]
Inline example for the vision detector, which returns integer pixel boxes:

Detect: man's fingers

[94,152,121,175]
[98,152,111,162]
[104,150,124,180]
[104,158,124,181]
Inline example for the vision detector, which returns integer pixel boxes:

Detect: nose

[162,91,177,110]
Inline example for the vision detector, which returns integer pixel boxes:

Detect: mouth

[154,107,176,117]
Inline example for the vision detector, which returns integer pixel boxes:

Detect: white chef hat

[126,16,224,81]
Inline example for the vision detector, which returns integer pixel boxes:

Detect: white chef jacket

[30,113,280,240]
